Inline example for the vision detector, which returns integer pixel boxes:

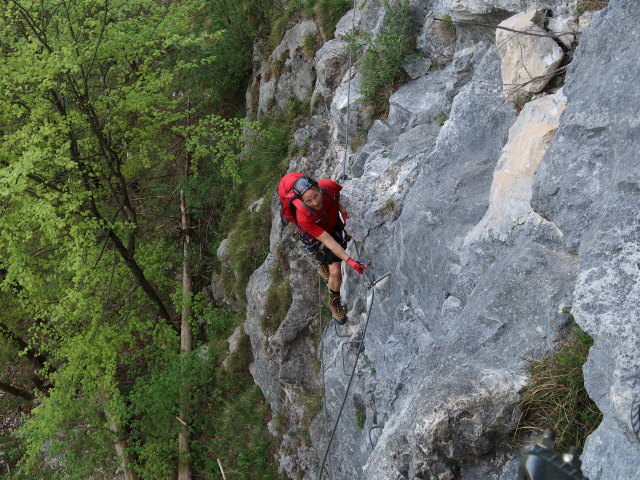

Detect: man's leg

[327,261,346,324]
[328,261,342,292]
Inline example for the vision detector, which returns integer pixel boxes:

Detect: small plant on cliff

[302,389,324,420]
[304,0,352,40]
[358,0,415,117]
[350,129,369,151]
[354,403,366,429]
[381,198,397,217]
[440,14,456,36]
[516,319,602,452]
[302,31,319,58]
[575,0,610,17]
[269,1,304,50]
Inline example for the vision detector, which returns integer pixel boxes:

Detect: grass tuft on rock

[575,0,609,17]
[516,321,602,452]
[304,0,352,40]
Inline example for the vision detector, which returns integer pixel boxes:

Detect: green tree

[0,0,220,477]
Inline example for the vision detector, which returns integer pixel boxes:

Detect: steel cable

[340,0,357,180]
[318,271,389,480]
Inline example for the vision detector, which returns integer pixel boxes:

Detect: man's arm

[316,231,367,274]
[316,231,349,262]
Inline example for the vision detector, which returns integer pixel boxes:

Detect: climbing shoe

[328,294,346,325]
[317,261,330,281]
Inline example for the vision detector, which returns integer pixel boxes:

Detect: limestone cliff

[230,1,640,478]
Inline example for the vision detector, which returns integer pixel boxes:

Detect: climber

[278,174,367,324]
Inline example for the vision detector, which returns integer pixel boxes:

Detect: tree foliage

[0,1,267,478]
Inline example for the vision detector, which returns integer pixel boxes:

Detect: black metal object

[631,393,640,442]
[518,430,589,480]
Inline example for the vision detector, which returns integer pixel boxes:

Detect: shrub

[349,129,368,151]
[359,0,415,117]
[226,200,273,300]
[270,57,287,80]
[268,1,304,50]
[516,321,602,452]
[185,0,263,115]
[302,389,324,420]
[187,314,279,479]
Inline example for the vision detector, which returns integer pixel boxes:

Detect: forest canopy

[0,0,290,478]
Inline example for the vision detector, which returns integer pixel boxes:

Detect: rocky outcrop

[466,88,567,243]
[257,21,318,114]
[236,1,640,479]
[496,10,564,101]
[312,39,349,102]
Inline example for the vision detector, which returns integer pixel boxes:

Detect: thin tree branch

[434,17,576,40]
[0,381,34,401]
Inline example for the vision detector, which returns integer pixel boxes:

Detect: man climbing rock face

[283,175,367,325]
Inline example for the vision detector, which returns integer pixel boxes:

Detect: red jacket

[294,179,342,238]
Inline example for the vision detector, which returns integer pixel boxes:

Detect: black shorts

[313,222,347,265]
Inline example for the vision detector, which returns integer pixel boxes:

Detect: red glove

[347,258,367,274]
[341,211,349,225]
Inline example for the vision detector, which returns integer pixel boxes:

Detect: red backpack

[278,173,336,246]
[277,172,305,225]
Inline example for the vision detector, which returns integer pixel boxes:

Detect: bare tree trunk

[178,188,193,480]
[105,410,139,480]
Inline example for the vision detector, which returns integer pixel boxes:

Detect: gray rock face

[209,271,233,309]
[241,1,640,479]
[335,1,384,40]
[403,55,432,79]
[217,238,230,267]
[388,44,481,133]
[388,68,451,131]
[338,43,578,480]
[258,21,318,114]
[312,39,349,102]
[329,71,367,142]
[466,89,567,243]
[532,1,640,478]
